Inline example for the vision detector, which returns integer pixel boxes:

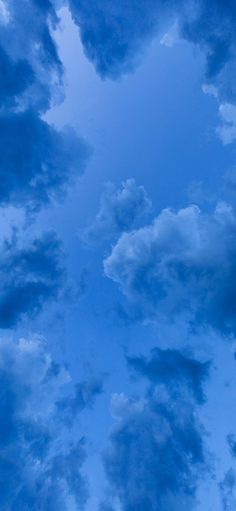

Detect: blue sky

[1,1,236,510]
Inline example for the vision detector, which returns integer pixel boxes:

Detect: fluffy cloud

[0,229,65,328]
[82,179,151,245]
[102,348,209,511]
[0,336,96,510]
[104,202,236,334]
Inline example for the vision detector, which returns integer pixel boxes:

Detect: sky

[1,0,236,510]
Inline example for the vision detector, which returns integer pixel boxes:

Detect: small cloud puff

[217,103,236,145]
[219,469,236,511]
[104,202,236,334]
[82,179,151,245]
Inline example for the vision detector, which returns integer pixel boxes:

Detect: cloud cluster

[0,230,65,328]
[0,336,96,510]
[104,202,236,334]
[102,348,209,511]
[82,179,151,245]
[0,0,89,210]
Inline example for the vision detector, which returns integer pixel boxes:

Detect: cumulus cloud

[0,336,95,510]
[0,229,65,328]
[102,348,209,511]
[104,202,236,334]
[82,179,151,245]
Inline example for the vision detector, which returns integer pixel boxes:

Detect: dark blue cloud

[0,110,89,210]
[0,229,65,328]
[82,179,151,245]
[128,347,210,403]
[104,202,236,334]
[181,0,236,103]
[68,0,236,106]
[0,336,91,510]
[0,45,33,109]
[102,348,209,511]
[228,434,236,459]
[68,0,182,79]
[0,0,62,112]
[0,0,89,210]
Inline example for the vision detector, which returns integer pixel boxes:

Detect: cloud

[217,103,236,145]
[0,336,91,510]
[0,0,89,210]
[67,0,236,110]
[56,377,103,423]
[127,347,210,403]
[0,0,62,112]
[0,229,65,328]
[102,348,208,511]
[181,1,236,104]
[228,434,236,459]
[0,110,89,210]
[219,469,236,511]
[68,0,181,79]
[104,201,236,334]
[82,179,151,245]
